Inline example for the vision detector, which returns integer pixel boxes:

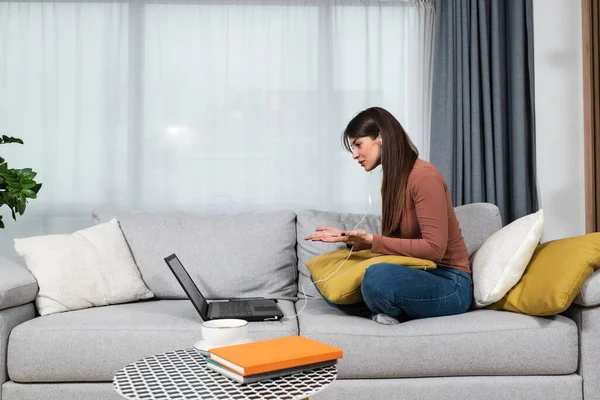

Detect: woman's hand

[305,227,374,248]
[304,226,343,241]
[333,229,374,248]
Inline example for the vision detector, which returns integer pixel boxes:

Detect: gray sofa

[1,203,600,400]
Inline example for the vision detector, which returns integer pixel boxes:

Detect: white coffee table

[113,347,337,400]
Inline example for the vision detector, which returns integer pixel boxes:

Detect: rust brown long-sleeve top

[369,159,471,273]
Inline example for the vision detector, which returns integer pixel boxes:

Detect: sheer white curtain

[0,0,435,255]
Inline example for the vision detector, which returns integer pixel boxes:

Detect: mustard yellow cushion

[487,232,600,316]
[305,249,436,305]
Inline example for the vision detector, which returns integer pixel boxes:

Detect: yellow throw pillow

[487,233,600,316]
[305,249,436,305]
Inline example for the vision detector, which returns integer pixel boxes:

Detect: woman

[305,107,472,324]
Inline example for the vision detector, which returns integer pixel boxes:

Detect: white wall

[534,0,586,241]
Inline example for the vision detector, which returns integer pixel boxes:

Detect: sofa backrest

[295,203,502,298]
[91,203,501,301]
[92,208,298,300]
[454,202,503,255]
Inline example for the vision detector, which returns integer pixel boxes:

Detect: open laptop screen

[164,254,209,319]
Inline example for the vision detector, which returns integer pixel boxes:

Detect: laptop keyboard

[219,302,253,317]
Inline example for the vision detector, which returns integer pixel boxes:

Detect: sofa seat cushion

[7,300,298,382]
[296,300,578,379]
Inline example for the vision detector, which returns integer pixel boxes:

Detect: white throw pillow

[472,209,544,308]
[14,219,154,316]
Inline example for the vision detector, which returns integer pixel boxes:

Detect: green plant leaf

[22,189,36,199]
[0,135,24,144]
[20,180,36,189]
[21,171,37,180]
[0,215,4,229]
[2,193,15,208]
[0,157,4,164]
[32,183,42,194]
[17,200,25,215]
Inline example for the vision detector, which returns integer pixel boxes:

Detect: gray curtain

[429,0,538,225]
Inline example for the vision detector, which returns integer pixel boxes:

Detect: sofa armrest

[1,303,36,397]
[563,304,600,400]
[574,269,600,307]
[0,256,38,311]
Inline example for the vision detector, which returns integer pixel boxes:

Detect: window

[0,0,434,253]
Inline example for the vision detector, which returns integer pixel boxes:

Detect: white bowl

[201,319,248,346]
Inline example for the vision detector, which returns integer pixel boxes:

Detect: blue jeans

[316,263,473,322]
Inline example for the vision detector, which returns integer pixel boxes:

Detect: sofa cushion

[296,299,578,379]
[7,299,298,382]
[296,210,382,298]
[489,232,600,316]
[471,210,544,308]
[296,203,502,299]
[92,208,297,299]
[14,219,155,316]
[307,249,436,304]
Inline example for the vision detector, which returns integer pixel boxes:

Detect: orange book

[208,336,343,376]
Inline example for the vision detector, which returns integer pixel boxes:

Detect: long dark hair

[342,107,419,237]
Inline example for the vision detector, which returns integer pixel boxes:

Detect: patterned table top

[113,348,337,400]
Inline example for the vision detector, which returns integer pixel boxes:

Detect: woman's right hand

[304,226,343,241]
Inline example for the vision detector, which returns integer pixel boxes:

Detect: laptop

[164,254,284,322]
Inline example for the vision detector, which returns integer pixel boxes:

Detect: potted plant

[0,135,42,229]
